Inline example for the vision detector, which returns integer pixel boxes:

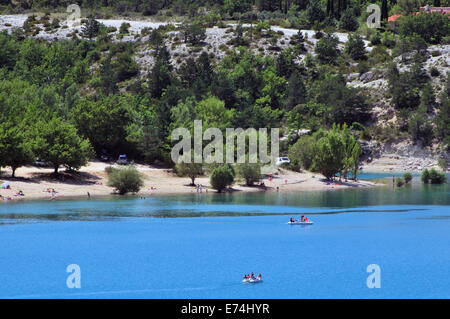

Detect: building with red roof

[388,14,403,22]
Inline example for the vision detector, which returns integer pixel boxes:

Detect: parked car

[34,159,51,167]
[99,151,109,162]
[275,157,291,166]
[117,154,128,165]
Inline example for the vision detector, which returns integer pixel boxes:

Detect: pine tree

[345,33,367,60]
[294,30,306,52]
[420,82,436,113]
[381,0,389,21]
[435,96,450,148]
[285,70,306,111]
[81,18,100,39]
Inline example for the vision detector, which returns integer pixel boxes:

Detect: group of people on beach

[0,195,12,201]
[44,188,58,199]
[196,184,207,193]
[0,190,24,201]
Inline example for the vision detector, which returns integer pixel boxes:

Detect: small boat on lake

[242,273,263,283]
[242,277,263,284]
[288,216,313,225]
[287,221,314,225]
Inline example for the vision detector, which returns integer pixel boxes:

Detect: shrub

[315,33,339,64]
[288,135,316,171]
[422,168,447,184]
[81,18,100,39]
[339,9,359,32]
[403,172,413,184]
[360,129,371,141]
[369,45,391,64]
[357,61,370,75]
[428,168,447,184]
[104,166,114,175]
[438,158,447,171]
[369,32,381,45]
[396,177,405,187]
[430,66,440,77]
[237,162,262,186]
[381,32,396,48]
[210,165,235,192]
[421,168,430,183]
[119,22,131,34]
[176,162,203,185]
[107,166,144,194]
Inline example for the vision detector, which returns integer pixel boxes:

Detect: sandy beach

[0,161,378,202]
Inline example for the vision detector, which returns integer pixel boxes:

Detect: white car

[275,157,290,166]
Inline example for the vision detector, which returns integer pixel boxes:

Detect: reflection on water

[0,208,428,223]
[0,174,447,224]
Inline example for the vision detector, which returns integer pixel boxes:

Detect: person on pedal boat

[290,217,295,223]
[251,272,255,280]
[300,215,304,222]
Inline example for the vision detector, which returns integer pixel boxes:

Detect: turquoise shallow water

[0,174,449,299]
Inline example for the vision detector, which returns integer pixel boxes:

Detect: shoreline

[0,161,381,203]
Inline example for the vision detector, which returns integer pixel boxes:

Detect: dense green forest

[2,0,450,19]
[0,0,449,178]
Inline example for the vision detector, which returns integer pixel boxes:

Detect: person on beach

[87,192,90,199]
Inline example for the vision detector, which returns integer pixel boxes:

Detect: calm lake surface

[0,173,449,299]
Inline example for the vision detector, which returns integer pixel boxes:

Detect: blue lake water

[0,174,449,299]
